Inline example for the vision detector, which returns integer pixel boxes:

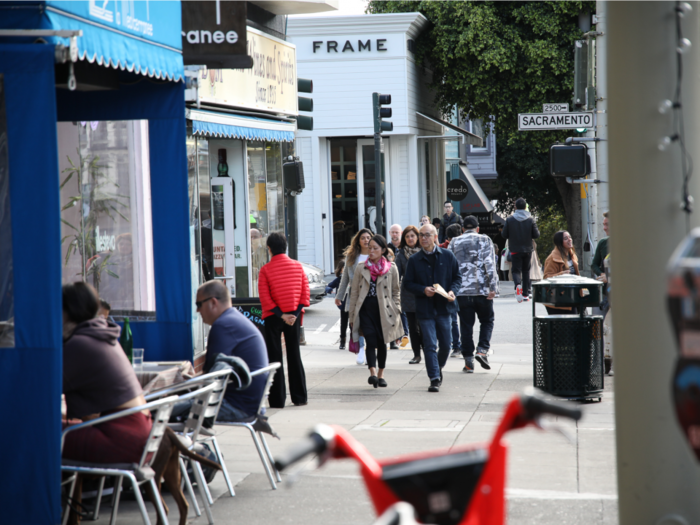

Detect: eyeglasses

[195,297,214,309]
[419,233,434,238]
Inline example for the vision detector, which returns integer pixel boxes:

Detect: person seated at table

[62,282,150,463]
[198,280,269,421]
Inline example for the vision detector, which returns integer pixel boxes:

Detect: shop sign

[312,39,388,53]
[446,179,469,201]
[197,27,298,116]
[231,298,265,334]
[181,1,250,68]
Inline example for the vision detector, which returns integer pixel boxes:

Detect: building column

[608,2,700,523]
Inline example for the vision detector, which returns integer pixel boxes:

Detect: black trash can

[532,275,605,401]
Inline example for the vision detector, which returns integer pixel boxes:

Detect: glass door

[330,139,358,261]
[356,138,388,236]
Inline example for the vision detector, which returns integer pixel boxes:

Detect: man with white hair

[404,224,462,392]
[387,224,402,255]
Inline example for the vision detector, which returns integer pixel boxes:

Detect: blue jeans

[418,315,452,381]
[451,311,461,350]
[457,296,495,357]
[401,312,409,337]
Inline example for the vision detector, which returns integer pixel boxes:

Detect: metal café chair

[60,395,180,525]
[211,362,282,490]
[144,370,234,519]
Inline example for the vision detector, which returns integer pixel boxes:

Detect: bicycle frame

[318,395,537,525]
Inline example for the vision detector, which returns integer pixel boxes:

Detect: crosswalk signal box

[550,143,590,178]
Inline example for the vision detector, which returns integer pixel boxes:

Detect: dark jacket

[501,210,540,253]
[439,212,464,243]
[395,247,419,313]
[403,247,462,319]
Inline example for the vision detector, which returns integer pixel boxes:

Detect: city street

[119,292,617,525]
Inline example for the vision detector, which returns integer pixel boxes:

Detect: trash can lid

[533,274,603,289]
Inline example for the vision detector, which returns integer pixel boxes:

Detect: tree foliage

[368,0,594,224]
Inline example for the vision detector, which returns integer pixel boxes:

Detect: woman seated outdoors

[542,230,580,316]
[62,282,150,464]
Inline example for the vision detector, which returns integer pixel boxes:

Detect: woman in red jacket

[258,232,311,408]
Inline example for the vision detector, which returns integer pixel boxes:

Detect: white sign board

[518,112,594,131]
[543,103,569,113]
[198,27,298,116]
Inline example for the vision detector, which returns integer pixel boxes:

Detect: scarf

[403,245,420,259]
[365,256,390,280]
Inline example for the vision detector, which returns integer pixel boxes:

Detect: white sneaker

[516,285,523,303]
[356,345,366,366]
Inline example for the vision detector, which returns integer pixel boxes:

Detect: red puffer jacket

[258,254,311,319]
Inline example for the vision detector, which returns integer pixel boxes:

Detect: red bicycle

[274,389,582,525]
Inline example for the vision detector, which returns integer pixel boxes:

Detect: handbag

[349,338,360,354]
[506,251,512,262]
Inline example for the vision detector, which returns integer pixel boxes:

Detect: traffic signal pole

[374,131,383,237]
[608,2,700,523]
[594,2,608,236]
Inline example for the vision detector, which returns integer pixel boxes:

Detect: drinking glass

[133,348,144,372]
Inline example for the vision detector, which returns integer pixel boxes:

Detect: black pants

[365,333,387,369]
[510,252,532,296]
[265,315,307,408]
[457,296,495,357]
[405,311,423,358]
[339,310,349,341]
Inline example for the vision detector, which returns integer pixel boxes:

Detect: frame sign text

[518,112,594,131]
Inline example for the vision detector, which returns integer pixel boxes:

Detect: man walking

[438,201,464,244]
[404,224,462,392]
[258,232,310,407]
[501,198,540,302]
[387,224,402,255]
[449,216,499,373]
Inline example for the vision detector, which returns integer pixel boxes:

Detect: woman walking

[326,259,347,349]
[336,228,373,364]
[349,235,403,388]
[395,225,423,364]
[543,230,580,315]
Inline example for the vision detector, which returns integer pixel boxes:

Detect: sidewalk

[114,296,618,525]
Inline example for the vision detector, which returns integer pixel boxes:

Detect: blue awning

[0,1,183,81]
[188,109,296,142]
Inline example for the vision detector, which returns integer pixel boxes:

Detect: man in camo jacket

[448,215,499,373]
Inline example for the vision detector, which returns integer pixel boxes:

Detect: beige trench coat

[348,263,403,344]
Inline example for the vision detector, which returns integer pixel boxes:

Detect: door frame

[356,137,391,232]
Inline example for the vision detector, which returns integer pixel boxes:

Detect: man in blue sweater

[199,280,269,420]
[404,224,462,392]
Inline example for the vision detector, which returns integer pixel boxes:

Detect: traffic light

[372,93,392,134]
[549,143,590,178]
[297,78,313,131]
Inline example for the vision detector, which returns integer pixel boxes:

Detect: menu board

[231,297,265,334]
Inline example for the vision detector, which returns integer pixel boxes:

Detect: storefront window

[266,142,284,236]
[248,142,269,296]
[0,76,14,347]
[57,120,156,316]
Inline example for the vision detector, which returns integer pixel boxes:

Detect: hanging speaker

[283,158,305,195]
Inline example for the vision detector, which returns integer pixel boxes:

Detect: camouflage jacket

[448,230,499,296]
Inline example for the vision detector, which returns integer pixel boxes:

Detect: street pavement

[116,290,618,525]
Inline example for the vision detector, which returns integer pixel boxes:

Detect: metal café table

[135,361,195,394]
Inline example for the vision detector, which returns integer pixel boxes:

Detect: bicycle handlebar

[274,428,330,472]
[520,389,583,421]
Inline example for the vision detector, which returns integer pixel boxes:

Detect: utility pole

[608,2,700,524]
[594,2,608,241]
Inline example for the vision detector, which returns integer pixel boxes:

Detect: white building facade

[288,13,486,273]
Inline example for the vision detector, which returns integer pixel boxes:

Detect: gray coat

[348,263,403,344]
[394,248,418,313]
[335,254,366,312]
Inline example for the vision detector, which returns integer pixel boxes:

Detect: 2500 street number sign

[518,112,594,131]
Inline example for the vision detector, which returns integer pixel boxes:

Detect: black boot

[339,336,346,350]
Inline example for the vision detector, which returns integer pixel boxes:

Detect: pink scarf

[365,256,390,280]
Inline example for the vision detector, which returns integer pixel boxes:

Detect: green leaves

[368,0,594,216]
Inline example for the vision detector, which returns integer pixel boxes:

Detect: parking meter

[667,228,700,460]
